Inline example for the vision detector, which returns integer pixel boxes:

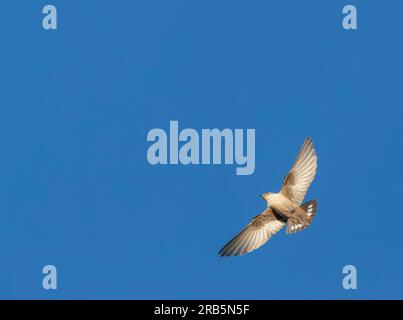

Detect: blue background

[1,1,402,299]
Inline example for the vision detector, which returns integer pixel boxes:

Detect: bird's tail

[286,200,318,234]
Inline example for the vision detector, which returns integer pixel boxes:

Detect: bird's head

[260,192,272,202]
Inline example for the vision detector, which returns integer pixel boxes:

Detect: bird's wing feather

[280,138,317,205]
[218,208,285,257]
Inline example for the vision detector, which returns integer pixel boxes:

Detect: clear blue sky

[1,1,402,299]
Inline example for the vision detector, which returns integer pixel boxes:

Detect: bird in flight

[219,138,318,257]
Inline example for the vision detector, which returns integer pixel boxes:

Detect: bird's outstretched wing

[280,138,317,205]
[218,208,286,257]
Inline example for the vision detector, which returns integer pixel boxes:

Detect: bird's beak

[260,194,265,199]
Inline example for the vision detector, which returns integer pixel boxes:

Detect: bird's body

[219,138,318,257]
[263,192,296,217]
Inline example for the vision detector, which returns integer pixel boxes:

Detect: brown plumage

[218,208,286,257]
[219,138,318,257]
